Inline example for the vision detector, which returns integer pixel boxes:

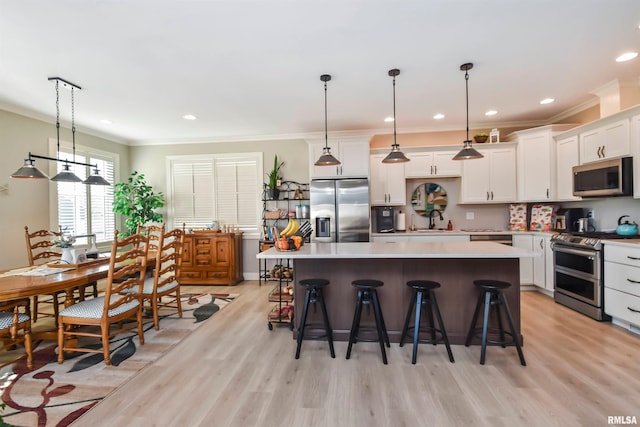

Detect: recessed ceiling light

[183,114,197,120]
[485,110,497,116]
[540,98,555,105]
[616,52,638,62]
[100,119,113,124]
[433,113,445,120]
[384,116,394,122]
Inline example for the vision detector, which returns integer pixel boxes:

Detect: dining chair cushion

[0,312,31,330]
[59,296,140,319]
[140,275,179,295]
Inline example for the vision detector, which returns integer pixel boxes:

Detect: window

[53,142,117,246]
[168,153,262,235]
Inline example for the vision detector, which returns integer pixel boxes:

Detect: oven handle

[551,243,598,258]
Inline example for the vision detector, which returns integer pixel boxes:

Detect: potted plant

[474,132,489,143]
[266,155,284,200]
[113,171,165,237]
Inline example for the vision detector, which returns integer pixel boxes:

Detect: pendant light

[11,77,110,185]
[452,63,484,160]
[51,79,82,182]
[314,74,341,166]
[382,69,409,163]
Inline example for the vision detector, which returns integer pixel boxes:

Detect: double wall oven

[551,232,634,321]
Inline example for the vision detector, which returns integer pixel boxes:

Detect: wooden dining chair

[24,226,99,323]
[142,227,184,330]
[0,298,33,369]
[57,231,149,366]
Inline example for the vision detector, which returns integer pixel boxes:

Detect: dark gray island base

[292,257,521,345]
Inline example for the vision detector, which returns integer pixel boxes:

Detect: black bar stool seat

[399,280,454,364]
[465,280,526,366]
[346,279,390,364]
[295,278,335,359]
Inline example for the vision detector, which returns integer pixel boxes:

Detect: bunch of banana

[279,218,300,237]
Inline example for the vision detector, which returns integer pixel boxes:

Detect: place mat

[18,265,73,276]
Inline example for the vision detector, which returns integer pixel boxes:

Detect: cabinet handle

[491,191,494,200]
[430,165,433,175]
[601,146,605,158]
[486,191,490,200]
[546,188,549,198]
[540,240,544,249]
[434,165,437,175]
[628,306,640,314]
[627,256,640,260]
[627,278,640,284]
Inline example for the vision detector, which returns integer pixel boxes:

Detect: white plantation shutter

[172,160,215,230]
[55,147,116,245]
[168,153,261,233]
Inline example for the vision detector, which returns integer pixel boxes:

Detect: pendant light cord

[324,78,328,148]
[392,74,397,147]
[55,80,61,160]
[465,69,470,142]
[71,87,76,162]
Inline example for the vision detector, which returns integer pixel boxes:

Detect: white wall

[129,139,310,277]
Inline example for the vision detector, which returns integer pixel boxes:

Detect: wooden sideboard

[179,231,243,286]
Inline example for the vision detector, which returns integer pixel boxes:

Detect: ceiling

[1,1,639,146]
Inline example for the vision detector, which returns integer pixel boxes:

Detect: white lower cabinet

[604,243,640,328]
[512,235,533,284]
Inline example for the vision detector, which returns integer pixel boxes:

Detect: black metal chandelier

[11,77,110,185]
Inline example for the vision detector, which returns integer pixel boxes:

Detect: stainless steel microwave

[572,157,633,197]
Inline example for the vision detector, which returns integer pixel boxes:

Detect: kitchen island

[257,241,538,344]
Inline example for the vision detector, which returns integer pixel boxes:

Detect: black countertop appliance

[375,206,394,233]
[553,208,585,232]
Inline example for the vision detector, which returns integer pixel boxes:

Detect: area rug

[0,293,237,427]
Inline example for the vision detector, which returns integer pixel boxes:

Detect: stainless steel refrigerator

[310,178,370,242]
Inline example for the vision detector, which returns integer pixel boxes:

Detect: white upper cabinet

[579,119,630,164]
[370,153,406,206]
[632,115,640,199]
[506,124,575,202]
[404,150,461,178]
[460,145,516,203]
[555,135,581,201]
[308,137,370,179]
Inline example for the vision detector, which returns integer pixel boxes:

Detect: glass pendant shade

[84,168,110,185]
[11,158,49,179]
[51,162,82,182]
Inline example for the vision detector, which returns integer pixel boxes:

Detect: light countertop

[256,241,539,260]
[602,239,640,248]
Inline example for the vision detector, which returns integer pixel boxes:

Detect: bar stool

[465,280,526,366]
[346,279,390,364]
[295,278,335,359]
[399,280,454,364]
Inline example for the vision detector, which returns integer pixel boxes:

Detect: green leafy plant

[266,155,285,189]
[112,171,165,237]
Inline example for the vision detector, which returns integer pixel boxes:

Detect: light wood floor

[75,282,640,427]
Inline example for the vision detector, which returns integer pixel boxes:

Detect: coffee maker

[375,207,394,233]
[553,208,584,232]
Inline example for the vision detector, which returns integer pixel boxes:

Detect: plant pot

[474,135,488,143]
[266,189,280,200]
